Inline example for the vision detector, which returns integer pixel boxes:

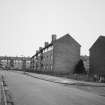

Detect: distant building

[89,36,105,81]
[0,56,31,70]
[31,34,81,75]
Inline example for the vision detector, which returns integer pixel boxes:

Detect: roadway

[0,70,105,105]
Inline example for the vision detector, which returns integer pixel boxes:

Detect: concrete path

[24,72,105,87]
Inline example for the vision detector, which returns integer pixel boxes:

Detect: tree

[74,59,86,74]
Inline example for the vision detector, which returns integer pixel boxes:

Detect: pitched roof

[89,35,105,50]
[56,34,81,47]
[32,33,81,57]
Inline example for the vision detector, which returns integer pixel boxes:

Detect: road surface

[0,70,105,105]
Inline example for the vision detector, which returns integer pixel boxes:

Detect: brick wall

[53,35,80,74]
[90,37,105,76]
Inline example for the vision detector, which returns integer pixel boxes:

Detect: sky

[0,0,105,57]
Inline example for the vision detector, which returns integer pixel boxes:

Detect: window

[50,54,53,60]
[51,65,52,70]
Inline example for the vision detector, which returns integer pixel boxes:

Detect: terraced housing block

[31,34,81,75]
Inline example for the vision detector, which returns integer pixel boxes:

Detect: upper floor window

[50,55,53,60]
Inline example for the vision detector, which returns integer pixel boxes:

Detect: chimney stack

[36,50,39,54]
[52,34,57,42]
[39,47,42,51]
[44,42,49,47]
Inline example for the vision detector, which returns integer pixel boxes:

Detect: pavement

[0,70,105,105]
[23,71,105,97]
[22,71,105,87]
[0,79,1,104]
[18,71,105,97]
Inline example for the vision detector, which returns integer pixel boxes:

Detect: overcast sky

[0,0,105,57]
